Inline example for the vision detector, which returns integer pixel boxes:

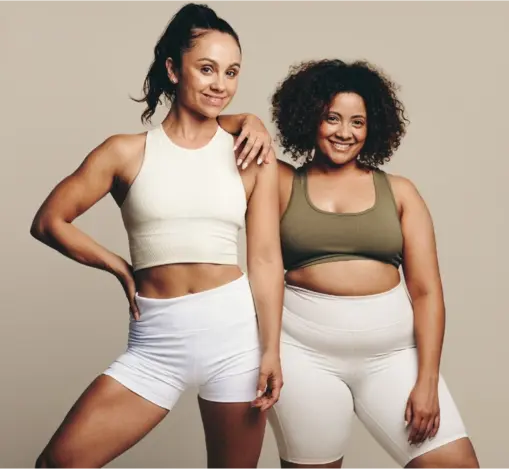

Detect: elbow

[248,256,284,277]
[30,217,46,241]
[30,214,58,243]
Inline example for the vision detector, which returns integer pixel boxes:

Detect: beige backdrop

[2,1,508,467]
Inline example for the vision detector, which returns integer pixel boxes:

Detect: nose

[210,74,226,93]
[335,124,352,140]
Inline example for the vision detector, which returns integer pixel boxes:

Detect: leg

[353,347,477,467]
[36,374,169,468]
[280,458,343,468]
[198,397,266,468]
[268,340,353,468]
[406,437,479,468]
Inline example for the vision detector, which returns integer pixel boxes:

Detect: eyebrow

[328,111,366,119]
[197,58,241,68]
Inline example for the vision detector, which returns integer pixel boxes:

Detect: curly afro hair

[271,59,409,168]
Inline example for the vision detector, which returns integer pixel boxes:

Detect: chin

[202,104,228,119]
[325,153,357,166]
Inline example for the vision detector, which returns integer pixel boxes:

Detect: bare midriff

[134,264,243,299]
[285,259,401,296]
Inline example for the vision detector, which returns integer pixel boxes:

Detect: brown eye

[201,66,213,74]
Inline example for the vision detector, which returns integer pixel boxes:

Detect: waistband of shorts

[285,280,405,302]
[283,281,412,330]
[135,273,249,306]
[131,274,255,329]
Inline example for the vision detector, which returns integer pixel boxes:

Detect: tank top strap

[373,169,399,216]
[293,167,309,204]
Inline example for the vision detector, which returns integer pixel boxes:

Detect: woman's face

[315,92,368,166]
[170,30,241,119]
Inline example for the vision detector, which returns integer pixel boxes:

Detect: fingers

[260,376,283,412]
[422,417,435,442]
[408,413,434,445]
[234,133,272,170]
[125,278,140,321]
[404,400,412,428]
[233,129,249,154]
[430,414,440,439]
[251,369,283,412]
[407,415,421,445]
[243,139,264,170]
[129,296,140,321]
[236,136,258,169]
[251,370,268,409]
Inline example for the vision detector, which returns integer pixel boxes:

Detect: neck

[162,103,218,141]
[311,152,364,177]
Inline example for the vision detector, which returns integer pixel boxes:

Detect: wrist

[416,371,439,386]
[261,344,280,356]
[106,255,131,280]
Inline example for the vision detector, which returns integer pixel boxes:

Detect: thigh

[198,397,266,469]
[354,347,469,467]
[37,375,169,468]
[269,341,354,466]
[406,436,479,468]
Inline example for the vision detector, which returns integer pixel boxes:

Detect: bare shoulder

[385,172,427,214]
[386,172,421,197]
[96,132,147,169]
[277,159,297,215]
[277,159,296,180]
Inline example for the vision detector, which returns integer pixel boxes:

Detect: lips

[329,140,354,151]
[203,94,226,106]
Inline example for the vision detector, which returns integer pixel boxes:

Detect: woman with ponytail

[31,4,283,467]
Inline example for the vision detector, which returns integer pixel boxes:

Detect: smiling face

[167,30,241,119]
[315,92,368,166]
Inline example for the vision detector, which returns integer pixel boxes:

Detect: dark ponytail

[134,3,241,124]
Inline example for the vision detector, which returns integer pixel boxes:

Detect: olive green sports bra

[280,168,404,271]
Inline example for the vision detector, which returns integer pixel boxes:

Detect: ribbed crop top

[280,168,404,271]
[120,124,246,272]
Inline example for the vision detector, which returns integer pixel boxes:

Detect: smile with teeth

[330,140,354,151]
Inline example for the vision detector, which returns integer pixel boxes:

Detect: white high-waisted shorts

[269,282,468,466]
[103,274,260,410]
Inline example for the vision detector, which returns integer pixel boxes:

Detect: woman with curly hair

[222,59,479,468]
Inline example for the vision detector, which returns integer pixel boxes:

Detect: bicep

[245,156,281,263]
[33,137,120,225]
[400,180,443,298]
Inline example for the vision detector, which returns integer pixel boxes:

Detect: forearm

[412,293,445,384]
[217,113,249,135]
[31,218,129,279]
[248,259,284,354]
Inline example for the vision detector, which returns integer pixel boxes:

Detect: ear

[165,58,179,85]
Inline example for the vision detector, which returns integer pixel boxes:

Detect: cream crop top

[120,124,247,272]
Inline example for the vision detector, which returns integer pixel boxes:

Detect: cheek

[317,122,333,140]
[226,79,238,95]
[182,70,209,94]
[355,127,368,143]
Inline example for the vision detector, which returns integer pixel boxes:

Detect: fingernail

[256,390,263,398]
[237,158,242,166]
[404,421,408,426]
[257,158,263,165]
[233,145,237,151]
[242,162,248,170]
